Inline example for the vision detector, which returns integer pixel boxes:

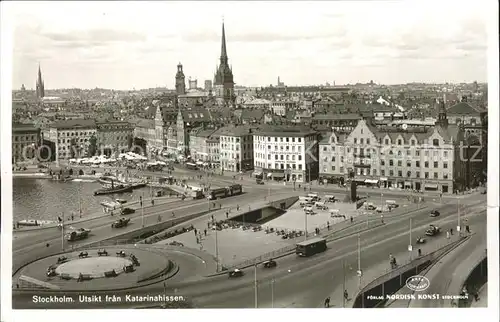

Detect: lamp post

[342,260,346,308]
[271,278,275,308]
[215,218,219,272]
[254,264,258,308]
[457,197,461,237]
[408,218,413,261]
[140,193,144,228]
[304,209,308,241]
[357,233,362,288]
[61,212,65,251]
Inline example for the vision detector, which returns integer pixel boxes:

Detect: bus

[296,237,327,257]
[185,162,198,170]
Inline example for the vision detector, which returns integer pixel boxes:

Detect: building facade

[96,119,134,156]
[188,127,221,164]
[218,125,255,173]
[319,117,459,193]
[47,119,97,161]
[253,127,319,183]
[176,108,213,156]
[12,123,41,164]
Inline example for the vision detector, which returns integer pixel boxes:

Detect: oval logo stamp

[405,275,430,292]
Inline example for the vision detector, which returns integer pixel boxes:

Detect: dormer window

[432,139,439,147]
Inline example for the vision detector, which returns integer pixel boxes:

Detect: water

[13,178,153,222]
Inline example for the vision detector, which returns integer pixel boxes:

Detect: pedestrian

[226,212,229,219]
[327,221,330,231]
[211,215,214,222]
[151,199,154,206]
[194,228,197,235]
[46,243,50,248]
[344,290,349,301]
[450,228,453,235]
[350,216,353,223]
[71,214,74,221]
[324,297,330,308]
[381,215,384,223]
[237,204,240,211]
[466,225,470,233]
[219,203,222,209]
[446,231,450,239]
[418,249,422,256]
[204,229,207,236]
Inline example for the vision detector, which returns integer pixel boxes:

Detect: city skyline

[9,1,490,90]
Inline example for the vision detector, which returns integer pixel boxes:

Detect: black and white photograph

[1,1,499,321]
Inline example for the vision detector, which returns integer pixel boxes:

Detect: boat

[115,199,127,204]
[131,182,147,189]
[98,175,123,187]
[94,184,133,196]
[72,178,96,183]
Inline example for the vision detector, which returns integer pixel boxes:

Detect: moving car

[416,236,426,244]
[111,217,131,228]
[425,224,441,236]
[65,228,91,241]
[430,210,440,217]
[228,269,244,278]
[121,207,135,215]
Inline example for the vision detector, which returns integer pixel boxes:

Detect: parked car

[228,269,244,278]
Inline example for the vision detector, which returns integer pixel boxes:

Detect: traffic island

[14,246,175,291]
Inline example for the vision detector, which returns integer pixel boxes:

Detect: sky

[6,1,491,90]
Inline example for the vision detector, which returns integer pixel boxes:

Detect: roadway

[407,224,487,308]
[12,188,297,275]
[12,193,487,309]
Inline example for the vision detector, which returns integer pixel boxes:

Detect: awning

[365,179,379,184]
[404,181,412,186]
[272,173,285,178]
[425,184,438,189]
[379,177,388,181]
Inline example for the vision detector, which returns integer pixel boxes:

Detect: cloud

[183,30,348,43]
[41,28,147,48]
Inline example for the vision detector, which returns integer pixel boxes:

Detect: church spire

[220,21,228,64]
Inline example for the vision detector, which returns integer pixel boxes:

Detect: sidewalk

[324,235,461,308]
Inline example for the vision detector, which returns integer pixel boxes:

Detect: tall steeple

[220,21,228,65]
[213,20,235,106]
[36,63,45,99]
[435,98,448,128]
[175,62,186,95]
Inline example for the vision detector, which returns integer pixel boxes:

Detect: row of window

[322,156,449,169]
[13,135,37,142]
[256,145,304,153]
[256,153,304,161]
[323,166,450,180]
[322,146,451,158]
[57,131,95,137]
[255,136,305,143]
[255,161,305,171]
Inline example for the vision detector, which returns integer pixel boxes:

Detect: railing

[351,235,470,307]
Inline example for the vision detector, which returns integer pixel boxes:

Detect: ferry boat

[98,175,123,187]
[17,219,55,227]
[94,184,133,196]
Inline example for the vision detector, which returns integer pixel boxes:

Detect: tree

[88,135,97,157]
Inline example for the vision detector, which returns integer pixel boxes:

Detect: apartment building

[47,119,97,161]
[319,119,459,193]
[253,126,319,183]
[96,119,134,156]
[12,123,41,164]
[219,125,255,173]
[188,127,221,165]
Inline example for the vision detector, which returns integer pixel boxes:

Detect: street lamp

[271,278,275,308]
[408,218,413,261]
[357,233,362,288]
[254,264,258,308]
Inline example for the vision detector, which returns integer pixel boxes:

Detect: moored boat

[94,184,133,196]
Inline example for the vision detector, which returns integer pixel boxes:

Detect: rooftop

[50,119,96,129]
[255,126,318,138]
